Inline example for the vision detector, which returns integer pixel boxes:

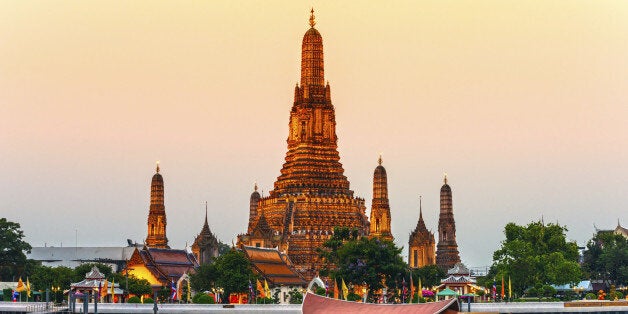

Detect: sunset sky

[1,1,627,267]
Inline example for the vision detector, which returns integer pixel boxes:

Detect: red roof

[241,246,306,286]
[302,292,460,314]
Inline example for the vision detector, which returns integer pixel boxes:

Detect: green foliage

[541,285,556,298]
[218,242,231,256]
[143,297,154,304]
[2,288,12,301]
[288,289,303,304]
[255,297,274,304]
[411,265,446,288]
[30,265,74,292]
[585,293,596,300]
[582,232,628,285]
[192,293,215,304]
[212,250,256,301]
[189,263,217,292]
[319,227,406,297]
[127,296,141,303]
[127,276,152,296]
[610,291,624,300]
[0,218,32,281]
[347,292,361,301]
[489,221,581,295]
[315,287,326,296]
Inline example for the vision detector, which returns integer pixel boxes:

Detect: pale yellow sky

[1,1,627,266]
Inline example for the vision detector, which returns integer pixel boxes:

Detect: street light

[212,287,224,304]
[124,260,134,303]
[151,285,161,314]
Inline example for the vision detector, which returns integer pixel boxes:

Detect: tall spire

[204,201,209,227]
[378,154,383,166]
[443,172,447,185]
[300,8,325,91]
[309,8,316,28]
[370,155,393,241]
[146,163,169,248]
[419,195,423,220]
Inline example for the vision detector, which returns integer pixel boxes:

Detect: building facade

[145,163,169,248]
[436,175,461,270]
[238,10,370,279]
[408,197,436,268]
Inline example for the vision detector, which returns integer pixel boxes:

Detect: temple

[191,202,219,265]
[238,9,370,279]
[145,162,169,248]
[436,175,461,270]
[369,156,393,241]
[408,196,436,268]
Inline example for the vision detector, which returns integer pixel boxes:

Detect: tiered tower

[145,162,169,248]
[436,175,460,270]
[408,196,435,268]
[238,10,370,279]
[192,202,219,265]
[369,156,393,241]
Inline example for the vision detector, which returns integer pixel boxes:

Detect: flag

[508,276,512,300]
[26,278,31,298]
[16,278,25,292]
[102,280,109,297]
[264,279,271,298]
[187,279,191,302]
[501,276,505,299]
[341,279,348,300]
[418,278,423,298]
[170,280,177,300]
[333,280,339,299]
[110,279,115,303]
[324,280,329,297]
[256,279,265,298]
[492,279,496,299]
[248,280,255,303]
[12,290,19,302]
[409,276,414,304]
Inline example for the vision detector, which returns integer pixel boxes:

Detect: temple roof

[127,247,198,285]
[241,246,306,286]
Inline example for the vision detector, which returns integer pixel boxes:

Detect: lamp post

[151,285,161,314]
[212,287,224,304]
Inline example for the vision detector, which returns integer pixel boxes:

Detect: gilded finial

[254,182,258,192]
[444,172,448,184]
[156,161,160,173]
[378,154,383,166]
[309,8,316,28]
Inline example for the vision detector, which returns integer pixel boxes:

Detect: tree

[0,218,32,281]
[189,263,217,292]
[212,249,255,303]
[411,265,446,289]
[319,227,406,297]
[582,231,628,285]
[489,221,581,295]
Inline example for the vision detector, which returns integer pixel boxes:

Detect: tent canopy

[436,288,459,296]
